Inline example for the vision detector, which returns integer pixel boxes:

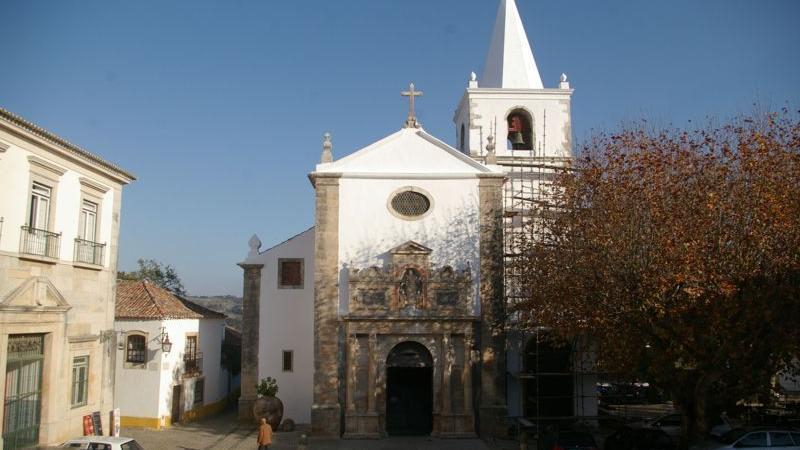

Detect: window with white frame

[79,200,98,241]
[71,355,89,407]
[29,182,51,230]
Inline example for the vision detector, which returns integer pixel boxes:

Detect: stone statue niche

[347,241,472,317]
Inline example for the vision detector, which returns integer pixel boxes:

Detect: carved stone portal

[343,241,477,439]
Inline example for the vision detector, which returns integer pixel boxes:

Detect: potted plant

[252,377,283,429]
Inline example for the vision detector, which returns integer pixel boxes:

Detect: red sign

[82,415,94,436]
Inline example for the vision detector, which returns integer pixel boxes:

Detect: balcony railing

[184,352,203,374]
[19,226,60,259]
[74,238,105,266]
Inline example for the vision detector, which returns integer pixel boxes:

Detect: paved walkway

[122,411,517,450]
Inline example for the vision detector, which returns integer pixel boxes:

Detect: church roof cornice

[310,127,502,180]
[465,87,573,98]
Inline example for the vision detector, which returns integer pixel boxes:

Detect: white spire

[481,0,543,89]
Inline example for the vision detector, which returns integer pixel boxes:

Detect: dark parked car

[539,431,599,450]
[605,426,676,450]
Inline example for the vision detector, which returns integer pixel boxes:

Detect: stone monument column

[367,333,377,414]
[442,333,452,415]
[463,330,474,416]
[477,174,508,437]
[310,173,342,436]
[237,261,264,422]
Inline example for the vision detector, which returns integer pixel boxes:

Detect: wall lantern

[161,331,173,353]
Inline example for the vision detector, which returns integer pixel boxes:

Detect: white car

[61,436,144,450]
[708,428,800,450]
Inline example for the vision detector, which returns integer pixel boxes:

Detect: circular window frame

[387,186,434,221]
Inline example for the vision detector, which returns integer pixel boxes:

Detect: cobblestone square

[121,411,516,450]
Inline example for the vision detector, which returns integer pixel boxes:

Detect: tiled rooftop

[116,280,226,320]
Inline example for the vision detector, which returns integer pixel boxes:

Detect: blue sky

[1,0,798,295]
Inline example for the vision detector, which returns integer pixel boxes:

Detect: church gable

[316,127,494,175]
[0,276,71,311]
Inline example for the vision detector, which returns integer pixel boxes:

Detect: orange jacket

[257,422,273,445]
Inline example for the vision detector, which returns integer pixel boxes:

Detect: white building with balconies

[0,107,135,449]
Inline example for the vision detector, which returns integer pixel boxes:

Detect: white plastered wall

[114,317,225,423]
[253,228,315,424]
[338,177,481,313]
[114,320,167,420]
[156,318,226,419]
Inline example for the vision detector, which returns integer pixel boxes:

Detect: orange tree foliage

[513,110,800,443]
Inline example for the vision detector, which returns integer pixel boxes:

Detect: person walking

[257,417,273,450]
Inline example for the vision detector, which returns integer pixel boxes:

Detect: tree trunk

[675,374,712,450]
[691,378,711,443]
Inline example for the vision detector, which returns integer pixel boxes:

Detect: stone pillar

[464,331,474,415]
[346,334,357,413]
[310,174,342,436]
[477,174,508,437]
[237,262,264,422]
[367,333,377,414]
[442,333,452,415]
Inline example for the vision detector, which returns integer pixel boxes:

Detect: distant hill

[188,295,243,331]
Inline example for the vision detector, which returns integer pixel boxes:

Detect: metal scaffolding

[494,126,600,432]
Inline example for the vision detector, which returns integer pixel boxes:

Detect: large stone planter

[253,395,284,430]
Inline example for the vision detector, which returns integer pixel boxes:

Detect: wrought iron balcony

[74,238,105,266]
[184,352,203,374]
[19,226,60,259]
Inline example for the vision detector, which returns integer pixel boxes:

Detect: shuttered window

[278,259,303,289]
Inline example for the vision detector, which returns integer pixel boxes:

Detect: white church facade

[238,0,596,438]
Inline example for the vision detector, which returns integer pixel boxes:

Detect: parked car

[631,413,683,440]
[707,428,800,450]
[709,414,737,439]
[539,431,599,450]
[60,437,145,450]
[605,426,675,450]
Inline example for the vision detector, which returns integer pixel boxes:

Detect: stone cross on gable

[401,82,423,129]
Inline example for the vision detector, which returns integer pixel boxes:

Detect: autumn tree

[512,109,800,446]
[118,258,187,297]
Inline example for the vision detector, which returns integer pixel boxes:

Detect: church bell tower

[454,0,584,430]
[453,0,573,159]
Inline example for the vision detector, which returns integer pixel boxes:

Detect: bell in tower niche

[507,113,531,150]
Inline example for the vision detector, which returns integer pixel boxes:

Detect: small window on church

[389,188,431,220]
[282,350,293,372]
[460,124,466,152]
[278,259,303,289]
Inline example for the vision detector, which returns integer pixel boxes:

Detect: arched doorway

[524,336,573,420]
[385,341,433,435]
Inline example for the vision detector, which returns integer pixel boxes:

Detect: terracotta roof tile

[116,280,226,320]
